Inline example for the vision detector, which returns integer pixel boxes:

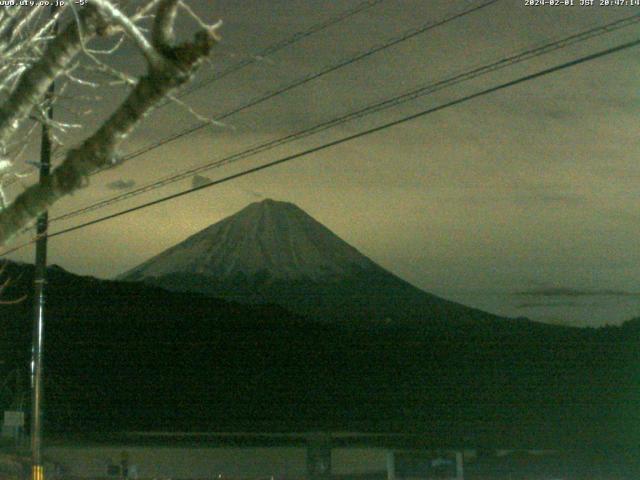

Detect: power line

[49,12,640,224]
[48,0,505,222]
[95,0,389,113]
[12,36,634,250]
[79,0,502,171]
[175,0,388,99]
[2,0,387,186]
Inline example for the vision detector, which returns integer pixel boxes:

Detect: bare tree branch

[0,2,220,245]
[92,0,165,69]
[152,0,179,49]
[0,5,111,148]
[0,261,26,304]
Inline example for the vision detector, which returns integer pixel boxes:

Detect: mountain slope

[120,199,512,325]
[1,262,637,449]
[123,199,379,281]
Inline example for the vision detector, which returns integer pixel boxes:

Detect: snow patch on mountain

[121,199,381,281]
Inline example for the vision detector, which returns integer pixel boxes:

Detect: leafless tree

[0,0,221,246]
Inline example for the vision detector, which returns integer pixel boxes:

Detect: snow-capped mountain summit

[122,199,381,282]
[121,199,509,325]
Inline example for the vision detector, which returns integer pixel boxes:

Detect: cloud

[240,188,264,200]
[531,192,585,205]
[516,301,578,309]
[192,175,211,188]
[543,109,573,121]
[494,191,586,207]
[106,179,135,191]
[514,287,640,298]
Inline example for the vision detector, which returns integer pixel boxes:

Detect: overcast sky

[4,0,640,327]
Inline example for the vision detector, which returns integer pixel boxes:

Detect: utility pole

[31,8,56,480]
[30,89,52,480]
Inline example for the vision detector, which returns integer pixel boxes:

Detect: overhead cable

[49,12,640,224]
[10,36,632,251]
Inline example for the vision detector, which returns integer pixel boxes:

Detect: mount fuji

[120,199,515,325]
